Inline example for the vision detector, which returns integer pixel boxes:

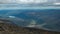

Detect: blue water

[0,9,60,32]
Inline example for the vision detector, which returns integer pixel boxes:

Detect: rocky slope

[0,19,60,34]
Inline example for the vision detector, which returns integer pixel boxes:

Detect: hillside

[0,19,60,34]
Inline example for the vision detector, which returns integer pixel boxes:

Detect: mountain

[8,9,60,32]
[0,19,60,34]
[0,9,60,32]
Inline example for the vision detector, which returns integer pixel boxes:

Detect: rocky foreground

[0,19,60,34]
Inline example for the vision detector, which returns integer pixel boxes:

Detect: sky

[0,0,51,4]
[0,0,60,9]
[0,0,60,5]
[16,0,48,4]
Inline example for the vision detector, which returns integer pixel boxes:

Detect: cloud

[0,0,60,4]
[17,0,48,4]
[0,0,15,3]
[0,0,48,4]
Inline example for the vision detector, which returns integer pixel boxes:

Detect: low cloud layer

[0,0,57,4]
[0,0,60,6]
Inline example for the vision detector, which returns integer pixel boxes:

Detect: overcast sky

[0,0,60,4]
[0,0,50,4]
